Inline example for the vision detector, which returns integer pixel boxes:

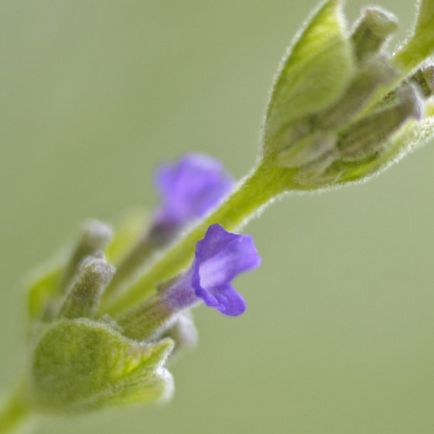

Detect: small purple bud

[106,155,233,297]
[166,224,261,316]
[153,154,234,231]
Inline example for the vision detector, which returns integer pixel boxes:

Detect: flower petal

[192,224,260,316]
[193,224,261,291]
[196,284,247,316]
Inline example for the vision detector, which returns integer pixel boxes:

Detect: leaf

[393,0,434,72]
[31,319,174,412]
[264,0,355,148]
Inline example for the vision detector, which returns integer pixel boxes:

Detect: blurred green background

[1,0,434,433]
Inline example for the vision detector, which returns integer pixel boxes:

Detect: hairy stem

[101,160,293,316]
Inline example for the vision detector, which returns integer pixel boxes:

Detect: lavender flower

[118,224,261,341]
[153,154,234,231]
[165,224,261,316]
[107,154,234,294]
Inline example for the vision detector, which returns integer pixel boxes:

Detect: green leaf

[31,319,174,412]
[393,0,434,72]
[264,0,355,149]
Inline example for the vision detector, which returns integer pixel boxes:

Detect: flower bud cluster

[263,0,434,190]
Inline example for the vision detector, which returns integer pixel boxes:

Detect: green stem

[0,388,31,434]
[101,160,293,316]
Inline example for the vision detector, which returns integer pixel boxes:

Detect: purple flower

[165,224,261,316]
[154,154,234,229]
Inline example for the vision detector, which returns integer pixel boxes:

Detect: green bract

[31,319,174,412]
[264,0,355,150]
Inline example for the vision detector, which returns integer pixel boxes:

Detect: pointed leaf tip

[264,0,354,151]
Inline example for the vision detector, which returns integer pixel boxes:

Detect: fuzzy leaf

[264,0,354,148]
[31,319,174,412]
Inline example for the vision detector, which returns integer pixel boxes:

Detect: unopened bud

[277,60,396,170]
[315,58,396,129]
[351,7,399,63]
[61,220,113,291]
[59,257,115,319]
[338,84,423,162]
